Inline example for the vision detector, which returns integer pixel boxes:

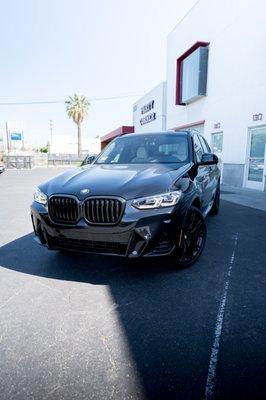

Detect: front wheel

[173,206,206,268]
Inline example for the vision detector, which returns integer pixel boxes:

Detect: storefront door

[246,126,266,190]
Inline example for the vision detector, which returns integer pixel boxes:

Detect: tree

[39,146,48,153]
[65,94,90,156]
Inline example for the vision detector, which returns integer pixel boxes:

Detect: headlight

[34,187,47,205]
[132,190,182,210]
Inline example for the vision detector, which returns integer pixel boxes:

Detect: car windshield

[96,133,189,164]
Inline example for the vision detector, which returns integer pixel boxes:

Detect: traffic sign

[11,133,22,141]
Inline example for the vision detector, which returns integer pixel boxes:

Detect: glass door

[246,127,266,190]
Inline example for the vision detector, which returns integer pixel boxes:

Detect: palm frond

[65,93,90,124]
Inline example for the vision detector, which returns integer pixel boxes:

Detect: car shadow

[0,231,221,400]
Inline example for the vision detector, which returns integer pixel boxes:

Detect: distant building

[50,135,101,155]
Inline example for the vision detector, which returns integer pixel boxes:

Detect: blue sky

[0,0,197,147]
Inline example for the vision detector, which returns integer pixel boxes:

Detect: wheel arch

[191,196,201,210]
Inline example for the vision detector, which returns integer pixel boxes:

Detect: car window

[199,135,212,153]
[204,138,212,153]
[193,135,204,163]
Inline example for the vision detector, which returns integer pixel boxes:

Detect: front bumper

[31,201,183,257]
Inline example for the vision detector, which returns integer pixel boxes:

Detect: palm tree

[66,93,90,156]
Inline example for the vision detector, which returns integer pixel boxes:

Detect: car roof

[121,130,190,138]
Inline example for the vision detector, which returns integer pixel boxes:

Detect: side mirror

[199,153,219,166]
[81,155,96,166]
[88,155,96,164]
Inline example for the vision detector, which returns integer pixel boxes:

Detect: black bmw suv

[31,131,220,267]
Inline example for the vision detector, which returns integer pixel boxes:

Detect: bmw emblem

[80,188,90,195]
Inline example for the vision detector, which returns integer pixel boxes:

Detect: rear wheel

[174,206,206,268]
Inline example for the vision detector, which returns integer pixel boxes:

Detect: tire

[210,183,220,215]
[173,206,207,268]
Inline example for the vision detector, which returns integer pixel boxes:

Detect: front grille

[53,237,127,255]
[48,196,79,224]
[84,198,124,225]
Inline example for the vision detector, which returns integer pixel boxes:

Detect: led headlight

[34,187,47,205]
[132,190,182,210]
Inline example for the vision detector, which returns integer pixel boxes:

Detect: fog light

[135,226,151,241]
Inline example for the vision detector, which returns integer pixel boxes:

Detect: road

[0,168,265,400]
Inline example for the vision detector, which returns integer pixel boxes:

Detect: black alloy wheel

[175,206,206,267]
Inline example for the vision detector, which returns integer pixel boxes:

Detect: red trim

[100,125,134,143]
[172,120,205,131]
[176,41,210,105]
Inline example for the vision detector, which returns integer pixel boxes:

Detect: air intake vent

[48,196,79,224]
[52,237,127,255]
[84,198,124,225]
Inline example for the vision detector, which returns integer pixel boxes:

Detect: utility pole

[21,121,25,151]
[49,119,53,153]
[5,122,10,154]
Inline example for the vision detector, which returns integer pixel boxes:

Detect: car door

[193,134,213,212]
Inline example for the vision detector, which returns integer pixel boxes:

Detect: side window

[193,135,204,162]
[204,138,212,153]
[199,136,212,153]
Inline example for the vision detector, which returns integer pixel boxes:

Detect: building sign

[10,133,22,141]
[253,113,263,122]
[140,112,156,126]
[214,122,221,129]
[141,100,154,115]
[139,100,156,125]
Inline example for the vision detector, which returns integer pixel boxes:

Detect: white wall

[133,82,167,133]
[166,0,266,165]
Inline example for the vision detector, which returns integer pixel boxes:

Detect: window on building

[176,42,209,105]
[212,132,223,155]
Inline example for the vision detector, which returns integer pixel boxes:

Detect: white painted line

[204,233,239,400]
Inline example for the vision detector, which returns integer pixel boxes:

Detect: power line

[0,101,64,105]
[0,92,143,106]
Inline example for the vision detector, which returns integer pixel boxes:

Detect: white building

[50,135,101,155]
[133,82,167,133]
[166,0,266,190]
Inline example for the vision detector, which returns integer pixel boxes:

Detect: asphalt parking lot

[0,168,265,400]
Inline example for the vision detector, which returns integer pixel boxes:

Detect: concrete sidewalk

[221,184,266,212]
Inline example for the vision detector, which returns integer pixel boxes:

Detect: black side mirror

[81,155,96,166]
[87,155,96,164]
[199,153,218,166]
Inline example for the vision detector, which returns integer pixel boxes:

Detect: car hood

[41,163,191,200]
